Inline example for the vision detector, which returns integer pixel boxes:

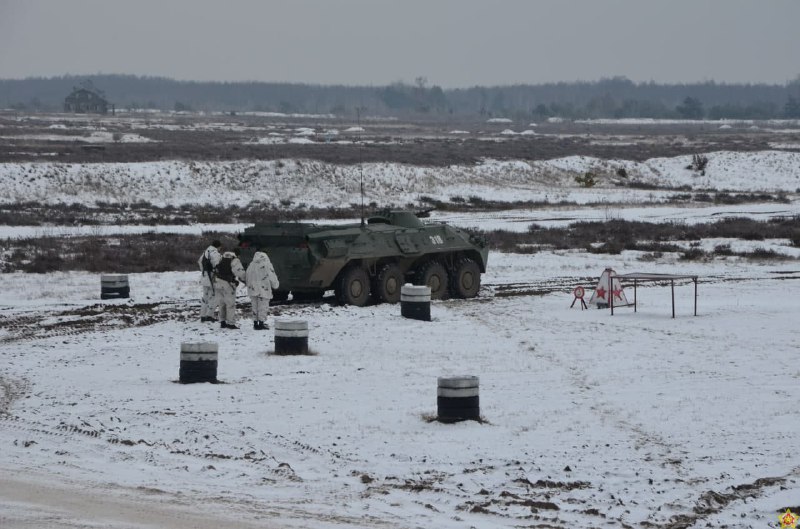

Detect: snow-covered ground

[2,147,800,528]
[1,151,799,208]
[1,131,156,143]
[1,250,799,528]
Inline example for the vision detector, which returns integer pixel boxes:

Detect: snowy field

[1,151,800,208]
[2,142,800,528]
[2,240,800,529]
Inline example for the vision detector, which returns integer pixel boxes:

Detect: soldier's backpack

[215,256,236,283]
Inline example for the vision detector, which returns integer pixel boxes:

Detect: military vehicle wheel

[372,263,403,304]
[415,261,449,300]
[273,290,290,302]
[451,258,481,298]
[336,266,370,306]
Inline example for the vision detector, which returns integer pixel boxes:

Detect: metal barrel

[274,319,309,355]
[101,274,130,299]
[179,342,218,383]
[400,284,431,322]
[437,375,480,422]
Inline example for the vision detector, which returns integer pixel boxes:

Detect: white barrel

[400,284,431,302]
[274,319,309,355]
[437,375,479,422]
[179,342,218,383]
[101,274,129,299]
[401,284,431,321]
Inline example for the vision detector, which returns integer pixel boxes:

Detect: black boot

[220,321,228,329]
[253,320,259,330]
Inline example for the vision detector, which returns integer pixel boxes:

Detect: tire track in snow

[0,376,27,415]
[0,300,196,344]
[460,280,685,464]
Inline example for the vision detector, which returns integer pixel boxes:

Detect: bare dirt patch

[1,113,792,165]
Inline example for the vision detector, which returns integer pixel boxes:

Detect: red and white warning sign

[571,285,588,309]
[589,268,629,308]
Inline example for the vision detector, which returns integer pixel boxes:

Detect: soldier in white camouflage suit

[214,248,246,329]
[198,240,222,322]
[245,249,280,330]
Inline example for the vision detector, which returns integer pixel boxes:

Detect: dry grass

[1,191,790,226]
[3,216,798,273]
[2,233,238,273]
[487,216,800,256]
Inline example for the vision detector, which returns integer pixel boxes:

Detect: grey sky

[1,0,799,87]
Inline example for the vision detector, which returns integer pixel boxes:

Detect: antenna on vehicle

[357,106,365,227]
[360,163,365,227]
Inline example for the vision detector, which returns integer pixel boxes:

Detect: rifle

[202,251,215,295]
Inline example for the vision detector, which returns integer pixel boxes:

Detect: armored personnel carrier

[237,210,488,306]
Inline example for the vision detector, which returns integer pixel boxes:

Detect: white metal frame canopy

[609,272,699,318]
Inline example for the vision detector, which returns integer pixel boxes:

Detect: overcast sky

[1,0,799,87]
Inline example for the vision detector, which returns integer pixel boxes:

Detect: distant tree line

[2,74,800,120]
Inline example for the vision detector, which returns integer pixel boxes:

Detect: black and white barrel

[437,376,480,423]
[101,274,130,299]
[401,284,431,322]
[274,319,309,355]
[179,342,218,383]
